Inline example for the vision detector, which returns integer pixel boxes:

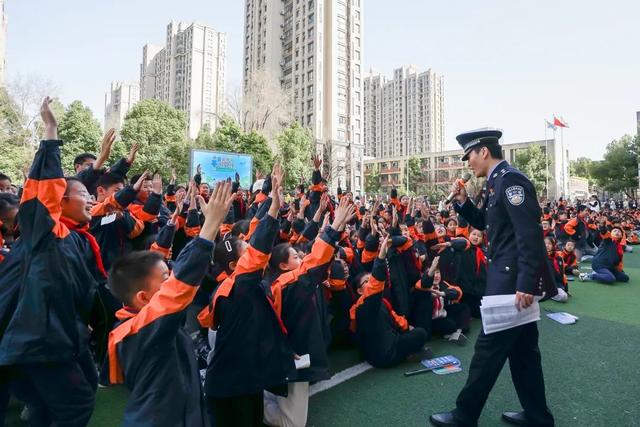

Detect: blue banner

[190,149,253,189]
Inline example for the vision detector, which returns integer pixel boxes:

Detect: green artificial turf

[5,252,640,426]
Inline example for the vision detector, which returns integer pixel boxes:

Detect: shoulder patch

[505,185,525,206]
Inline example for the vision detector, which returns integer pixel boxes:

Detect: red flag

[553,116,568,128]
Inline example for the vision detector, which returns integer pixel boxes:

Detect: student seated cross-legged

[103,181,235,427]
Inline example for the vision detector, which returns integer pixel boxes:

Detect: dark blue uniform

[452,160,555,426]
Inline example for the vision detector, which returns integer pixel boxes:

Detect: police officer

[430,128,556,427]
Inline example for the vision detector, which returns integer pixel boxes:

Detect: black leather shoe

[501,411,531,425]
[429,411,459,426]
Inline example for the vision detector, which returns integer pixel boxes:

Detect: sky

[5,0,640,160]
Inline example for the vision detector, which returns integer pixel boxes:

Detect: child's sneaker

[578,272,590,282]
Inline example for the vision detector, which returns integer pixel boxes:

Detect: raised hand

[332,196,356,231]
[199,181,236,241]
[312,154,322,170]
[268,163,284,218]
[391,205,399,228]
[428,256,440,276]
[378,232,391,259]
[170,168,177,185]
[40,96,58,140]
[133,170,150,192]
[95,128,117,169]
[314,194,330,222]
[431,242,451,254]
[196,164,202,176]
[151,173,163,195]
[127,143,139,165]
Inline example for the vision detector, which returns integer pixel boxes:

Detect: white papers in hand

[480,295,540,335]
[295,354,311,370]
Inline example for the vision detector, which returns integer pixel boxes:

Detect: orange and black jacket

[564,217,589,244]
[270,226,340,383]
[0,140,99,364]
[129,193,172,250]
[547,250,567,290]
[104,237,213,427]
[592,227,624,272]
[447,237,487,297]
[200,213,296,398]
[561,249,578,275]
[417,274,463,306]
[385,232,420,316]
[350,257,410,368]
[76,157,130,195]
[306,169,325,221]
[90,185,144,271]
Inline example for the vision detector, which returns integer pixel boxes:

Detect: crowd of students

[0,97,638,427]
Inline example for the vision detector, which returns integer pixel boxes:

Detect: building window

[307,85,313,95]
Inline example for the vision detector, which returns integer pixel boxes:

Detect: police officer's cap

[457,128,503,161]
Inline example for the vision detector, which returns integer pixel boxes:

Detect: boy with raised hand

[104,181,234,427]
[0,97,100,426]
[350,232,429,368]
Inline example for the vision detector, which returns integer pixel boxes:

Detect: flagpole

[544,121,549,200]
[561,126,565,198]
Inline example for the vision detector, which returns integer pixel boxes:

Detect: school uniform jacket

[592,228,624,272]
[201,215,297,398]
[350,258,410,368]
[270,226,340,383]
[90,185,144,271]
[0,140,99,364]
[105,237,214,427]
[445,238,487,298]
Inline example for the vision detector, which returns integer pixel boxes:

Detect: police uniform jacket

[455,161,557,297]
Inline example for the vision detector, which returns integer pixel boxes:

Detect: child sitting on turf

[580,225,630,284]
[103,181,234,427]
[417,256,470,344]
[561,240,580,281]
[545,236,569,302]
[350,233,430,368]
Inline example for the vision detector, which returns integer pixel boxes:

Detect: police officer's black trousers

[453,322,554,426]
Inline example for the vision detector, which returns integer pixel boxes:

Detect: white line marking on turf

[309,362,373,396]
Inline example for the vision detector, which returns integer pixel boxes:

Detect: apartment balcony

[380,167,400,174]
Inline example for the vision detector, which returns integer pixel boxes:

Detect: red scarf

[615,240,624,263]
[474,246,487,275]
[60,216,107,278]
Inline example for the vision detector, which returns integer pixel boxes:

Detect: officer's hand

[515,291,534,311]
[452,179,468,204]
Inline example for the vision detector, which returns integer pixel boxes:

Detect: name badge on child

[101,213,117,226]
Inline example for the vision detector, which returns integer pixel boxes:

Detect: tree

[57,101,103,173]
[513,145,549,195]
[194,124,215,150]
[364,164,381,194]
[237,131,274,177]
[209,116,274,176]
[590,134,639,198]
[276,122,313,188]
[211,116,243,152]
[117,99,190,181]
[0,88,33,182]
[228,68,294,146]
[407,157,423,194]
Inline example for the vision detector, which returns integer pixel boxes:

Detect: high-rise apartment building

[363,66,444,160]
[0,0,7,87]
[243,0,364,193]
[104,81,140,132]
[140,21,226,139]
